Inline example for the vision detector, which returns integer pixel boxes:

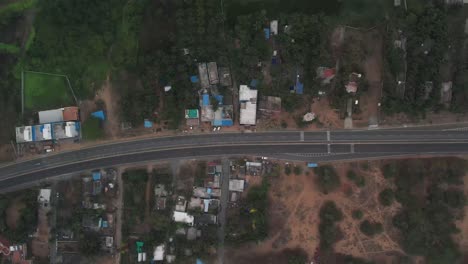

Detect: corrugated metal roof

[202,94,210,106]
[39,109,63,124]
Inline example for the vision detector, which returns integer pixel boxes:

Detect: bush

[315,166,341,194]
[360,220,383,237]
[444,189,466,209]
[320,201,343,222]
[352,210,363,220]
[285,166,292,175]
[293,166,303,175]
[347,170,366,187]
[379,189,395,206]
[382,163,397,179]
[281,120,288,128]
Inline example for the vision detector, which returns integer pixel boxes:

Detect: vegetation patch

[346,170,366,187]
[24,71,74,111]
[318,201,343,250]
[314,166,340,194]
[359,220,383,237]
[81,117,104,140]
[0,42,19,54]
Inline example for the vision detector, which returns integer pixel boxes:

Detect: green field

[24,71,75,111]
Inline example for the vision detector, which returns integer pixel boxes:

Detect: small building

[229,179,245,192]
[246,162,262,176]
[316,67,336,84]
[207,62,219,85]
[173,211,194,226]
[154,184,168,197]
[239,85,258,126]
[38,189,51,207]
[195,214,217,225]
[200,94,214,123]
[188,197,203,210]
[193,187,211,199]
[16,121,81,143]
[345,73,361,93]
[258,96,281,117]
[175,196,187,212]
[213,105,234,127]
[82,215,101,231]
[210,189,221,198]
[39,109,64,124]
[270,20,278,35]
[218,67,232,86]
[198,63,210,89]
[153,244,165,261]
[394,0,401,6]
[105,236,113,248]
[185,109,200,127]
[155,197,167,210]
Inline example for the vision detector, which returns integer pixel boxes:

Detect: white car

[212,127,217,132]
[217,127,221,131]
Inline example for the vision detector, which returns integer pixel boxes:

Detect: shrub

[314,166,341,194]
[352,210,363,220]
[360,220,383,236]
[379,188,395,206]
[293,166,303,175]
[347,170,366,187]
[285,166,292,175]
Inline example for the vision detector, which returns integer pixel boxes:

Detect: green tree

[352,210,363,220]
[314,166,340,194]
[379,189,395,206]
[79,231,101,256]
[360,220,383,237]
[285,166,292,175]
[293,166,303,175]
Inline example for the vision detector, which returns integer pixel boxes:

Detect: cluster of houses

[15,107,81,145]
[185,62,283,129]
[79,169,117,253]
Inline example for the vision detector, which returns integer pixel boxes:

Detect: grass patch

[82,117,104,140]
[0,42,20,54]
[24,71,75,110]
[0,0,37,17]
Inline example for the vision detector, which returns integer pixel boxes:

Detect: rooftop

[239,85,258,125]
[229,179,245,192]
[198,63,210,89]
[39,109,63,124]
[207,62,219,85]
[173,211,194,226]
[258,96,281,113]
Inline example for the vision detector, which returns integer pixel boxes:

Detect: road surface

[1,129,468,191]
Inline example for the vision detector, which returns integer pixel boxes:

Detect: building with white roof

[239,85,258,125]
[38,189,51,207]
[229,179,245,192]
[173,211,194,226]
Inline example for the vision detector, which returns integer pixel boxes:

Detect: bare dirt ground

[454,168,468,256]
[0,144,14,162]
[226,160,404,263]
[5,198,24,229]
[32,206,50,258]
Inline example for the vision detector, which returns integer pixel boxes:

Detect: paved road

[1,129,468,191]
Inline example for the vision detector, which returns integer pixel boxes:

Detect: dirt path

[145,164,154,219]
[96,74,120,138]
[362,30,383,127]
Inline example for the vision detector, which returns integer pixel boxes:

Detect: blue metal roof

[264,28,270,40]
[213,120,222,126]
[202,94,210,106]
[214,95,223,104]
[295,81,304,94]
[92,171,101,181]
[221,120,233,126]
[144,120,153,128]
[250,79,259,88]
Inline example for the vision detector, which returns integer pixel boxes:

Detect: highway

[1,129,468,191]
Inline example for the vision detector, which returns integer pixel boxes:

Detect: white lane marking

[351,144,355,154]
[300,131,304,142]
[327,130,330,141]
[327,144,331,154]
[444,127,468,131]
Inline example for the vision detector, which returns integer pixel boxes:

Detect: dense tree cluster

[318,201,343,250]
[314,166,341,194]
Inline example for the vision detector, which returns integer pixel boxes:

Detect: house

[316,67,336,84]
[154,184,168,197]
[38,189,51,207]
[185,109,200,127]
[193,187,211,199]
[82,215,101,231]
[38,107,80,124]
[207,62,219,85]
[345,73,362,93]
[173,211,194,226]
[218,67,232,86]
[258,96,281,117]
[213,105,234,127]
[188,197,203,210]
[105,236,113,248]
[270,20,278,35]
[198,63,210,89]
[175,196,187,212]
[195,214,217,225]
[186,227,199,241]
[229,179,245,192]
[246,162,262,176]
[16,121,81,143]
[239,85,258,125]
[200,93,214,122]
[153,245,165,261]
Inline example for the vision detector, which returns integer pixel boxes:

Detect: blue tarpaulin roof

[92,171,101,181]
[202,94,210,106]
[214,95,223,104]
[91,110,105,120]
[295,81,304,94]
[196,259,205,264]
[264,28,270,40]
[190,75,199,83]
[221,120,233,126]
[307,163,318,168]
[144,120,153,128]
